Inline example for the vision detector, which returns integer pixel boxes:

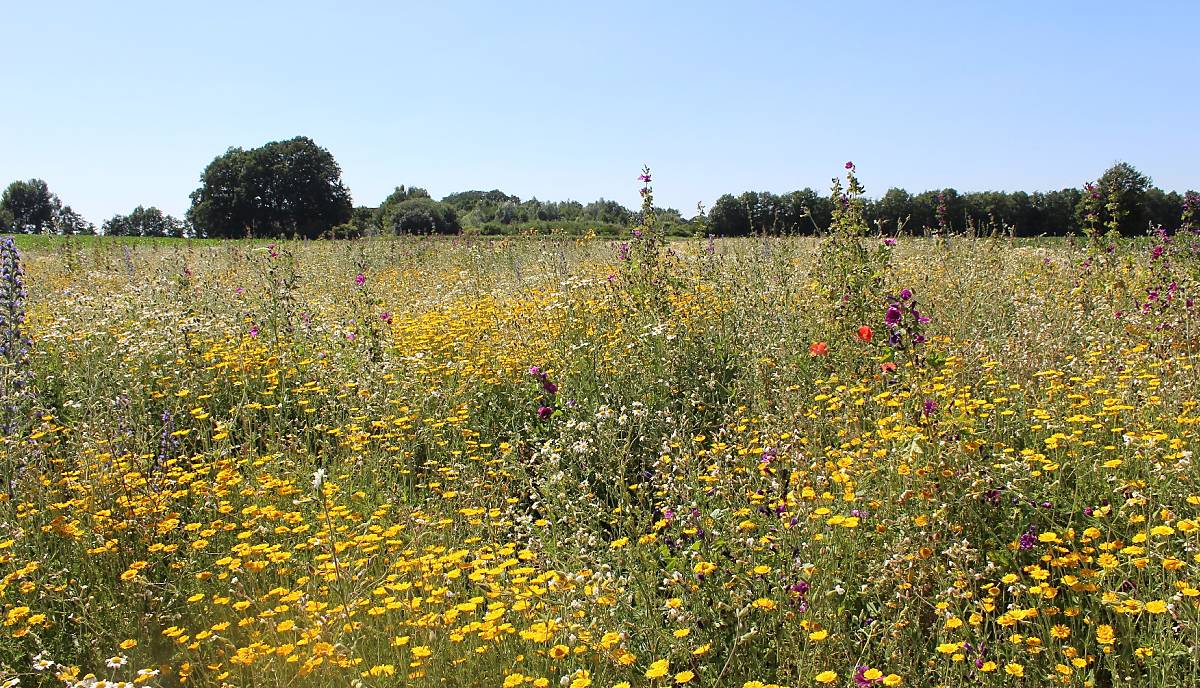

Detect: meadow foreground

[1,229,1199,688]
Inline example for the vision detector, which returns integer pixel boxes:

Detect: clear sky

[3,1,1197,224]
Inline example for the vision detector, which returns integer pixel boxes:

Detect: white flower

[312,467,327,491]
[106,655,127,669]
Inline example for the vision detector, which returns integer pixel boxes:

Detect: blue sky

[3,1,1197,223]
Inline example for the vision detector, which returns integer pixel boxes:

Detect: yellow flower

[936,642,961,654]
[814,670,837,683]
[1096,624,1115,645]
[1004,663,1024,678]
[1050,624,1070,639]
[979,661,997,672]
[1145,600,1168,614]
[882,675,903,686]
[808,629,828,641]
[411,646,432,659]
[646,659,670,679]
[550,644,569,660]
[675,671,695,684]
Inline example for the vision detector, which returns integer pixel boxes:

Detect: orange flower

[857,326,873,343]
[881,361,897,373]
[809,342,828,356]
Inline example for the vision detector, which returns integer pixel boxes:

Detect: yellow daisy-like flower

[646,659,670,679]
[675,670,695,684]
[815,670,837,684]
[1004,663,1025,678]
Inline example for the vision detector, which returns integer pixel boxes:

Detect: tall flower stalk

[0,237,34,497]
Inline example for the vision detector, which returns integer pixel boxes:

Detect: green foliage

[1,179,57,233]
[102,206,186,238]
[186,136,352,239]
[379,192,460,235]
[815,164,891,329]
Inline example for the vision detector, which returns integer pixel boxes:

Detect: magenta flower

[248,325,259,337]
[638,173,651,183]
[537,405,553,420]
[354,273,366,287]
[845,161,854,169]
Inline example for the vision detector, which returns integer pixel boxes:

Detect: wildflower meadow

[2,170,1200,688]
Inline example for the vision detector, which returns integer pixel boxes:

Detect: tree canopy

[186,136,352,239]
[103,206,187,237]
[1,179,95,235]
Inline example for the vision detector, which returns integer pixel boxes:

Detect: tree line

[2,136,1194,239]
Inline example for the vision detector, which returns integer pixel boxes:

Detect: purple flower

[1019,526,1037,551]
[884,305,902,327]
[248,325,259,337]
[638,173,652,183]
[354,273,366,287]
[923,399,937,417]
[542,379,558,394]
[529,365,542,377]
[899,288,913,301]
[845,161,854,169]
[883,237,897,246]
[537,405,553,420]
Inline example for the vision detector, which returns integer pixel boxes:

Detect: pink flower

[845,161,854,169]
[537,405,553,420]
[354,273,366,287]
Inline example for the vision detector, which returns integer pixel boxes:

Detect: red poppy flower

[857,326,873,343]
[809,342,828,356]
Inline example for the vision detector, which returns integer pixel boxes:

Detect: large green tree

[1,179,57,232]
[379,187,460,235]
[186,136,352,238]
